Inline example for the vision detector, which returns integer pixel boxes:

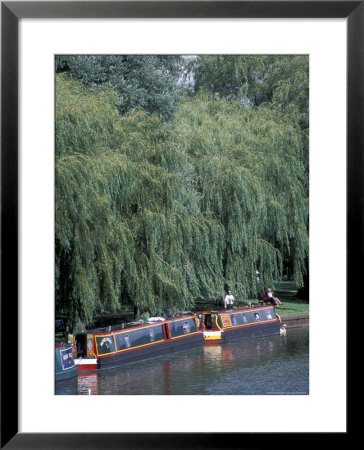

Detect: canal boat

[70,313,203,372]
[196,305,282,344]
[55,343,78,382]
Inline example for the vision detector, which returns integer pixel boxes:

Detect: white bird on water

[280,324,287,335]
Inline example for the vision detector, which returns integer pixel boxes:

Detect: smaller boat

[55,343,77,382]
[196,305,282,344]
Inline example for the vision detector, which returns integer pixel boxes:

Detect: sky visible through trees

[55,55,309,328]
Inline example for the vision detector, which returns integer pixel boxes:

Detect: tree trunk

[133,305,141,321]
[296,268,309,300]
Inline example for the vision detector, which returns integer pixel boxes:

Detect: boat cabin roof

[77,313,197,337]
[196,305,275,316]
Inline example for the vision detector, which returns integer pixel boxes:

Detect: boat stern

[75,358,99,372]
[203,330,222,344]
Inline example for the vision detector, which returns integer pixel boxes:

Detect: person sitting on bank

[267,288,282,307]
[224,290,235,309]
[259,289,269,304]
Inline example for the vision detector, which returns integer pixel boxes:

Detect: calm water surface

[56,326,309,395]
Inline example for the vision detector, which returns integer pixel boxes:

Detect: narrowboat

[55,343,78,382]
[70,314,203,372]
[196,305,282,344]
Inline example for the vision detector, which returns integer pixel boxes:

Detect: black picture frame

[1,1,355,448]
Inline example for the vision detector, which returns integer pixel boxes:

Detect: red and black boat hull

[97,332,203,370]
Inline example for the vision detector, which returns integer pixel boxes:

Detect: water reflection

[78,372,98,395]
[56,327,308,395]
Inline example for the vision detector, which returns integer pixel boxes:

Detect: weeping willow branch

[56,72,308,327]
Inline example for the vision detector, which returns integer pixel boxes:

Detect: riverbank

[193,281,309,328]
[56,281,309,335]
[95,282,309,327]
[266,281,309,327]
[259,281,309,328]
[277,312,309,328]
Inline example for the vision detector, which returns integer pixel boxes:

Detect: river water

[56,326,309,395]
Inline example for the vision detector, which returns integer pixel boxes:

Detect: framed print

[1,1,356,447]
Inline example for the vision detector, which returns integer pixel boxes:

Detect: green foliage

[172,94,308,299]
[56,74,120,157]
[56,55,185,121]
[56,54,309,328]
[188,55,309,279]
[191,55,309,130]
[56,75,223,327]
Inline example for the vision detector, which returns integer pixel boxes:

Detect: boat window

[115,325,164,351]
[266,310,272,320]
[183,321,190,334]
[124,334,131,348]
[254,313,260,321]
[150,325,165,342]
[190,318,197,332]
[170,318,197,337]
[242,314,248,323]
[231,315,237,326]
[95,335,116,355]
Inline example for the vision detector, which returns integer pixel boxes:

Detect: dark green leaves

[56,55,185,121]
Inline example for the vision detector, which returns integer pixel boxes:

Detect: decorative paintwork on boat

[196,305,282,344]
[72,314,203,372]
[55,343,77,382]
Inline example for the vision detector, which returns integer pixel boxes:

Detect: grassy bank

[270,281,309,319]
[187,281,308,319]
[56,281,308,339]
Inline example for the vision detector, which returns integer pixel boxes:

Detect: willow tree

[171,93,309,300]
[55,55,185,121]
[56,56,309,328]
[190,55,308,128]
[56,74,223,327]
[188,55,309,291]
